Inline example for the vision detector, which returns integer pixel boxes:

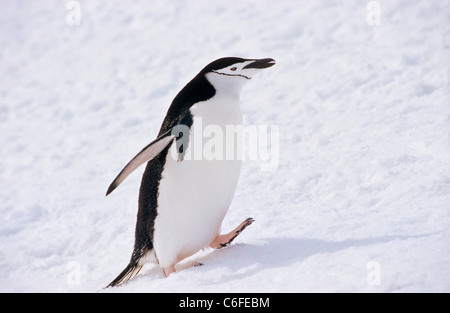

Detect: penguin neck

[190,89,243,127]
[204,72,248,100]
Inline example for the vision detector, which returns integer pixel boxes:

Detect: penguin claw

[243,217,255,227]
[236,217,254,234]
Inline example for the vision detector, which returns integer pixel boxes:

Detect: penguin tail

[106,261,144,288]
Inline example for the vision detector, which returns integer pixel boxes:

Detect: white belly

[153,95,243,267]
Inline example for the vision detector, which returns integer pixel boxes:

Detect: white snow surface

[1,0,449,293]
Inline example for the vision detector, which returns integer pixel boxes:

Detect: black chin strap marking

[211,70,251,80]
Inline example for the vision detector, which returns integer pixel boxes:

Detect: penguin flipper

[106,130,175,196]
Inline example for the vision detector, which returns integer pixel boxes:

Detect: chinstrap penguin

[105,57,275,287]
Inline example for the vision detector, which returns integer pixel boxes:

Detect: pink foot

[163,265,175,277]
[162,262,203,277]
[210,217,254,249]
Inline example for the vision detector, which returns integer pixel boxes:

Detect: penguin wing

[106,130,175,196]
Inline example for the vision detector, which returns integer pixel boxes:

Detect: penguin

[105,57,276,287]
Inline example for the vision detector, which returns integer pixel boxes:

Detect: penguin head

[202,57,276,96]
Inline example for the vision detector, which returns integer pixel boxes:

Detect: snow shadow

[199,234,433,282]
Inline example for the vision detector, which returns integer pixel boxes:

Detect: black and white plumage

[106,57,275,287]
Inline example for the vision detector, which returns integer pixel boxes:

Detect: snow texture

[0,0,449,292]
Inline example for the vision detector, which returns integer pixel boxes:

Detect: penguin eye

[230,67,237,71]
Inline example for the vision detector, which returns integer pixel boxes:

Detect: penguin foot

[210,217,254,249]
[162,262,204,277]
[192,261,204,267]
[163,265,176,277]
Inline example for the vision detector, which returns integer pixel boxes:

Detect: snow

[1,0,449,293]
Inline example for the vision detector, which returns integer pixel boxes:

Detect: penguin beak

[243,58,276,69]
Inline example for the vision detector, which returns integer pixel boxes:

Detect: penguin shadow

[194,233,435,282]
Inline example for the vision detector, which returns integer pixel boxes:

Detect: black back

[132,57,248,258]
